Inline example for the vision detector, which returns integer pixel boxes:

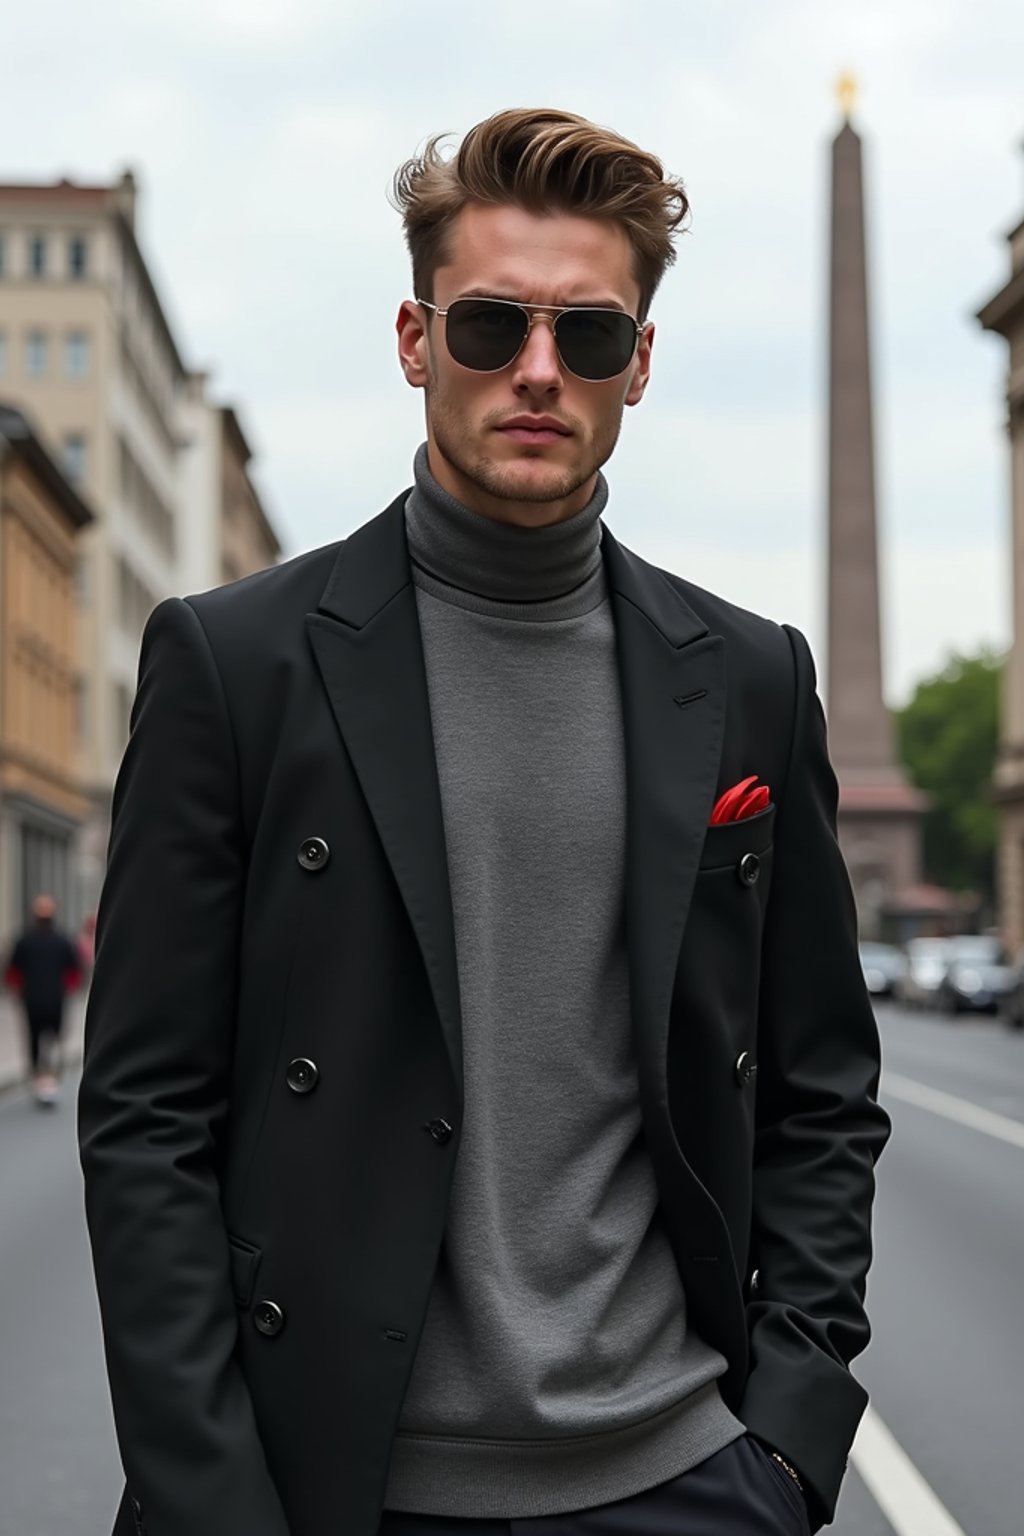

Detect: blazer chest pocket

[227,1234,262,1310]
[699,802,776,872]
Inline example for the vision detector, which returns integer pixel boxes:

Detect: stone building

[0,170,282,939]
[0,170,185,922]
[978,173,1024,955]
[178,374,281,594]
[0,404,94,943]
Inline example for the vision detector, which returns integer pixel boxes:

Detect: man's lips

[496,419,572,444]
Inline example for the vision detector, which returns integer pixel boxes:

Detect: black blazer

[78,490,890,1536]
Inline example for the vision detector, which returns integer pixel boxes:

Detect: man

[79,108,890,1536]
[5,893,81,1106]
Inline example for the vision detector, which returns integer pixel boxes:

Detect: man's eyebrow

[456,286,627,311]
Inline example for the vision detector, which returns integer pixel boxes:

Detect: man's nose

[511,315,563,391]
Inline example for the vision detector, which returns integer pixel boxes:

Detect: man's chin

[485,457,584,505]
[429,422,591,508]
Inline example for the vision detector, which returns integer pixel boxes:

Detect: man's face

[397,203,653,527]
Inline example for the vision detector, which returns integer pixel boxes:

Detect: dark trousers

[23,1004,63,1073]
[377,1434,810,1536]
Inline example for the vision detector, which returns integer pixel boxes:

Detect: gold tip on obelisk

[836,71,858,120]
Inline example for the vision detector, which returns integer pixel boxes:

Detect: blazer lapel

[305,497,727,1124]
[601,525,727,1113]
[306,492,464,1102]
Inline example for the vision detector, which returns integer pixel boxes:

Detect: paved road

[0,1074,121,1535]
[830,1002,1024,1536]
[1,1003,1021,1535]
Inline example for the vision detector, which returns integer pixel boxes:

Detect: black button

[286,1057,319,1094]
[297,837,330,872]
[425,1117,453,1145]
[737,852,760,886]
[735,1051,757,1086]
[253,1299,285,1337]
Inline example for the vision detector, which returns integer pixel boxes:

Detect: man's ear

[397,300,429,388]
[624,321,654,408]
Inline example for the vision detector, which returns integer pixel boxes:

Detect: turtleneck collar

[404,442,607,605]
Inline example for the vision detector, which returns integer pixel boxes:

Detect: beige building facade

[178,371,281,595]
[0,405,94,945]
[0,171,183,920]
[219,405,281,584]
[978,198,1024,954]
[0,171,282,936]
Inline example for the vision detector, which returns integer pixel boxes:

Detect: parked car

[996,946,1024,1031]
[899,937,955,1008]
[858,942,907,998]
[934,934,1013,1016]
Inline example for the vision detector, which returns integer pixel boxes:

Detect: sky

[4,0,1023,707]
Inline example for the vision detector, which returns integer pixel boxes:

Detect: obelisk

[825,76,926,937]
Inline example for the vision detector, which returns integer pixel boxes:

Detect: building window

[26,330,48,377]
[68,236,88,279]
[63,434,87,485]
[65,331,90,379]
[29,235,47,277]
[20,823,71,934]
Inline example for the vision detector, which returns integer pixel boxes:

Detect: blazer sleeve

[77,597,290,1536]
[738,622,892,1530]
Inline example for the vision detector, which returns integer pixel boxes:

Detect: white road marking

[882,1072,1024,1151]
[850,1404,966,1536]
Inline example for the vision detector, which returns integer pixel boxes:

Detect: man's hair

[390,108,690,321]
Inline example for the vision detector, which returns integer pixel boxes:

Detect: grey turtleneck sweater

[382,444,743,1518]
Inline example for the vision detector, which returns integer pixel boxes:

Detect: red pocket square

[710,776,771,826]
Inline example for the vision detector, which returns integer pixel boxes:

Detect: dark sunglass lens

[556,309,637,380]
[445,299,528,371]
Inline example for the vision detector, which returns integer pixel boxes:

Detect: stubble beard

[426,376,623,508]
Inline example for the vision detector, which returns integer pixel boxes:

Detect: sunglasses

[416,295,644,382]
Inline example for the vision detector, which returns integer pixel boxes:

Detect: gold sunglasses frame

[414,296,645,380]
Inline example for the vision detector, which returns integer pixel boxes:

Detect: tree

[895,647,1004,907]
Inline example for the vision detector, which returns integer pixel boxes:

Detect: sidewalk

[0,990,88,1095]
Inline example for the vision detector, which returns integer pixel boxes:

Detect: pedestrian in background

[4,893,82,1106]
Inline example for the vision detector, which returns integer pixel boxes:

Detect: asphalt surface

[1,1002,1021,1535]
[835,1002,1024,1536]
[0,1077,121,1535]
